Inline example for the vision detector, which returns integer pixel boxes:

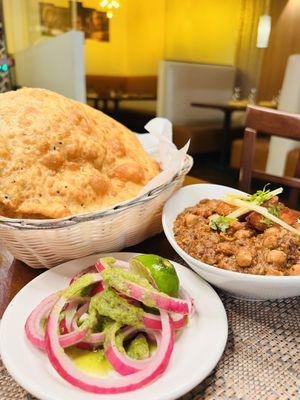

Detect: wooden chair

[239,105,300,208]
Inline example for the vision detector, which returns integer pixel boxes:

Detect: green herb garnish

[260,204,282,227]
[244,184,283,205]
[260,216,273,227]
[209,214,236,233]
[268,205,281,218]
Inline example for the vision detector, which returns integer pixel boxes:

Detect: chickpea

[236,250,252,267]
[266,268,284,276]
[234,229,253,239]
[264,227,280,237]
[196,205,209,217]
[263,236,278,249]
[230,221,244,231]
[289,264,300,276]
[215,202,233,216]
[267,250,287,266]
[217,242,235,255]
[185,214,198,227]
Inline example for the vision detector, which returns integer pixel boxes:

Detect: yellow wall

[85,0,166,76]
[125,0,165,76]
[165,0,242,66]
[4,0,252,76]
[83,0,128,75]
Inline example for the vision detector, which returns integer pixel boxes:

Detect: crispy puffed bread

[0,88,160,218]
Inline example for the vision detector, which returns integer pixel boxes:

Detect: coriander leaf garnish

[244,184,283,205]
[260,216,273,227]
[260,204,282,227]
[209,214,236,233]
[268,205,281,218]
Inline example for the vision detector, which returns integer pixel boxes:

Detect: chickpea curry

[174,187,300,276]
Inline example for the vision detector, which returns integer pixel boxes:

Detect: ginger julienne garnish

[223,188,300,237]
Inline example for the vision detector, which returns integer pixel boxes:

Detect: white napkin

[138,117,190,194]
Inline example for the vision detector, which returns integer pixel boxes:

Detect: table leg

[219,110,232,166]
[102,99,108,113]
[114,99,120,115]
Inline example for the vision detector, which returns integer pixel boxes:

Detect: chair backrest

[156,60,235,124]
[239,105,300,208]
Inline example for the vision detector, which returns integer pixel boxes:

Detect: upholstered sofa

[156,61,244,154]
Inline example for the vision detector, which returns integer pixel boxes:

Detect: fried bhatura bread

[0,88,160,219]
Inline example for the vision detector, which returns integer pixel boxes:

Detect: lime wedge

[130,254,179,297]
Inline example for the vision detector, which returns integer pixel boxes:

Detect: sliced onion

[143,312,187,330]
[69,266,96,285]
[25,293,59,350]
[70,302,105,348]
[25,294,90,350]
[58,329,88,348]
[114,260,130,269]
[90,281,104,296]
[105,326,161,376]
[143,313,162,330]
[170,313,187,330]
[95,261,105,273]
[45,289,175,394]
[59,318,68,335]
[96,259,130,272]
[63,297,90,332]
[105,278,194,315]
[70,303,89,332]
[63,307,77,333]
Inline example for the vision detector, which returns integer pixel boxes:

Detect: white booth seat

[266,54,300,176]
[156,61,241,153]
[14,31,86,103]
[157,61,236,124]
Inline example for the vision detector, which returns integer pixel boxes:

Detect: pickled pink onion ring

[143,312,187,330]
[106,278,194,315]
[25,293,59,350]
[105,326,161,376]
[45,291,174,394]
[90,281,104,296]
[69,266,96,285]
[70,303,105,347]
[95,261,105,273]
[96,259,130,272]
[143,313,162,330]
[25,294,90,350]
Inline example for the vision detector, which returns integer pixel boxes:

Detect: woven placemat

[1,294,299,400]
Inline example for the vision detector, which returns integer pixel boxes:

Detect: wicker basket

[0,156,193,268]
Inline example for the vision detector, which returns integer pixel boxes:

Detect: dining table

[0,176,299,400]
[190,102,248,167]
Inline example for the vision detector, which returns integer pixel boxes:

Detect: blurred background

[1,0,300,191]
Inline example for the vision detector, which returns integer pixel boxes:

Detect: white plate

[0,252,227,400]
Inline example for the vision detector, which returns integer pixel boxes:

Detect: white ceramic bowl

[162,183,300,300]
